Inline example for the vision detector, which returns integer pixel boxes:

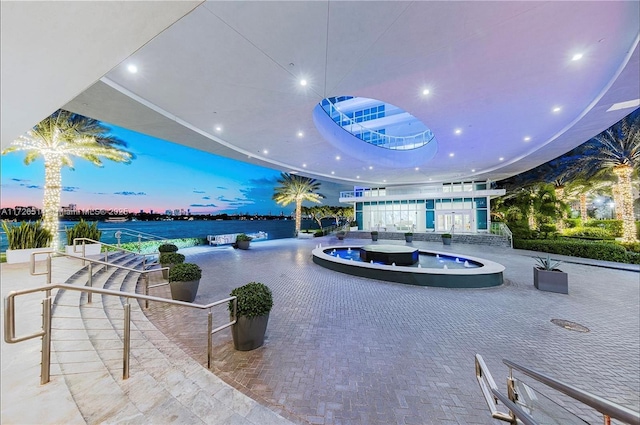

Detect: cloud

[114,191,147,196]
[216,186,228,190]
[202,196,211,200]
[24,184,41,189]
[62,186,79,192]
[193,190,206,194]
[190,203,217,207]
[12,178,29,182]
[94,192,109,195]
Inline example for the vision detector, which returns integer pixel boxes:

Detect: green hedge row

[103,237,206,255]
[514,239,640,264]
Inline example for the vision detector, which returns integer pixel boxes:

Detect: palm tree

[578,112,639,242]
[272,173,324,235]
[2,110,134,248]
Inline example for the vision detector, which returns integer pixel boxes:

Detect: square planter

[5,247,51,264]
[297,232,315,239]
[170,279,200,302]
[232,314,269,351]
[442,237,452,245]
[533,267,568,294]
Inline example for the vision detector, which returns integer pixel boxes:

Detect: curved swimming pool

[312,244,505,288]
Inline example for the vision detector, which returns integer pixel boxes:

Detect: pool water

[327,248,480,269]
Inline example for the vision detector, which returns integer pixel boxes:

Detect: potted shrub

[533,254,568,294]
[168,263,201,302]
[336,230,346,240]
[350,221,358,231]
[371,230,379,241]
[158,243,178,254]
[159,252,185,279]
[441,233,452,245]
[404,232,414,243]
[235,233,253,250]
[1,220,52,264]
[228,282,273,351]
[65,219,102,255]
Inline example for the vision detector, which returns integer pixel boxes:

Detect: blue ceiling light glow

[313,96,438,168]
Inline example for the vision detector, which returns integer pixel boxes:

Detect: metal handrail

[475,355,514,422]
[31,248,167,308]
[4,282,237,385]
[103,227,167,241]
[491,388,538,425]
[491,222,513,248]
[504,358,640,425]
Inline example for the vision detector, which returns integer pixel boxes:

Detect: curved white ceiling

[12,1,639,186]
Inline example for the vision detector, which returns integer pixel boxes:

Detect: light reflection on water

[325,248,481,269]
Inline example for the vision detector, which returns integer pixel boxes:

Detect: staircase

[3,252,293,425]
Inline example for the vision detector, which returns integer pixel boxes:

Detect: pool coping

[312,244,505,288]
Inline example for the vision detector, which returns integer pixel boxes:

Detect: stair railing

[68,237,158,269]
[475,354,640,424]
[5,276,237,385]
[31,248,165,308]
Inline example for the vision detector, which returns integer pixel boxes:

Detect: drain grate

[551,319,590,333]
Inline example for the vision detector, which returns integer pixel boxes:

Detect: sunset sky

[0,123,350,216]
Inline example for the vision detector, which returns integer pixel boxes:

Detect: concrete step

[50,251,292,425]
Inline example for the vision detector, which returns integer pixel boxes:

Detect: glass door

[436,210,475,233]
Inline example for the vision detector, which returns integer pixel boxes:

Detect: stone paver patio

[143,236,640,425]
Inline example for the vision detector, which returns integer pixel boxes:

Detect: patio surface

[143,236,640,425]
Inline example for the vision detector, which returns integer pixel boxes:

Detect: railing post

[41,296,52,385]
[82,241,87,266]
[123,302,131,380]
[207,310,213,369]
[87,263,93,304]
[144,274,149,309]
[137,234,142,253]
[46,254,52,285]
[115,230,122,247]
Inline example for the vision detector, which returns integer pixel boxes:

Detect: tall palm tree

[578,112,639,242]
[2,110,134,248]
[273,173,324,235]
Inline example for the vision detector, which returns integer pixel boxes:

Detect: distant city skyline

[1,122,351,216]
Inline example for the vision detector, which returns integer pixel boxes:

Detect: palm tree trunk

[611,184,623,220]
[528,203,536,230]
[295,200,302,235]
[43,154,62,249]
[613,166,638,242]
[555,187,566,231]
[579,194,588,223]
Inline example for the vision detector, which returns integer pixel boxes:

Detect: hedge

[562,227,614,240]
[584,220,623,237]
[103,237,206,254]
[514,239,639,264]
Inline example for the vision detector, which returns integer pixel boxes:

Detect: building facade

[340,181,505,233]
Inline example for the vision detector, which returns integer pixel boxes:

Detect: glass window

[425,199,434,209]
[476,210,488,229]
[474,197,487,208]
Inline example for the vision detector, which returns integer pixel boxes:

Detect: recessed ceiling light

[300,79,307,86]
[263,149,268,154]
[415,167,420,171]
[368,166,373,170]
[524,136,531,142]
[454,128,462,135]
[471,169,476,172]
[356,175,360,179]
[428,178,432,181]
[499,157,504,161]
[552,106,562,113]
[572,53,583,61]
[127,64,138,73]
[335,156,341,160]
[302,163,307,168]
[449,153,455,157]
[297,131,304,137]
[331,171,335,175]
[383,179,387,183]
[422,89,430,95]
[215,126,222,132]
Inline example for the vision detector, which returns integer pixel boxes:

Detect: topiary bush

[229,282,273,318]
[168,263,202,282]
[65,219,101,245]
[514,239,638,264]
[159,252,185,265]
[158,243,179,253]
